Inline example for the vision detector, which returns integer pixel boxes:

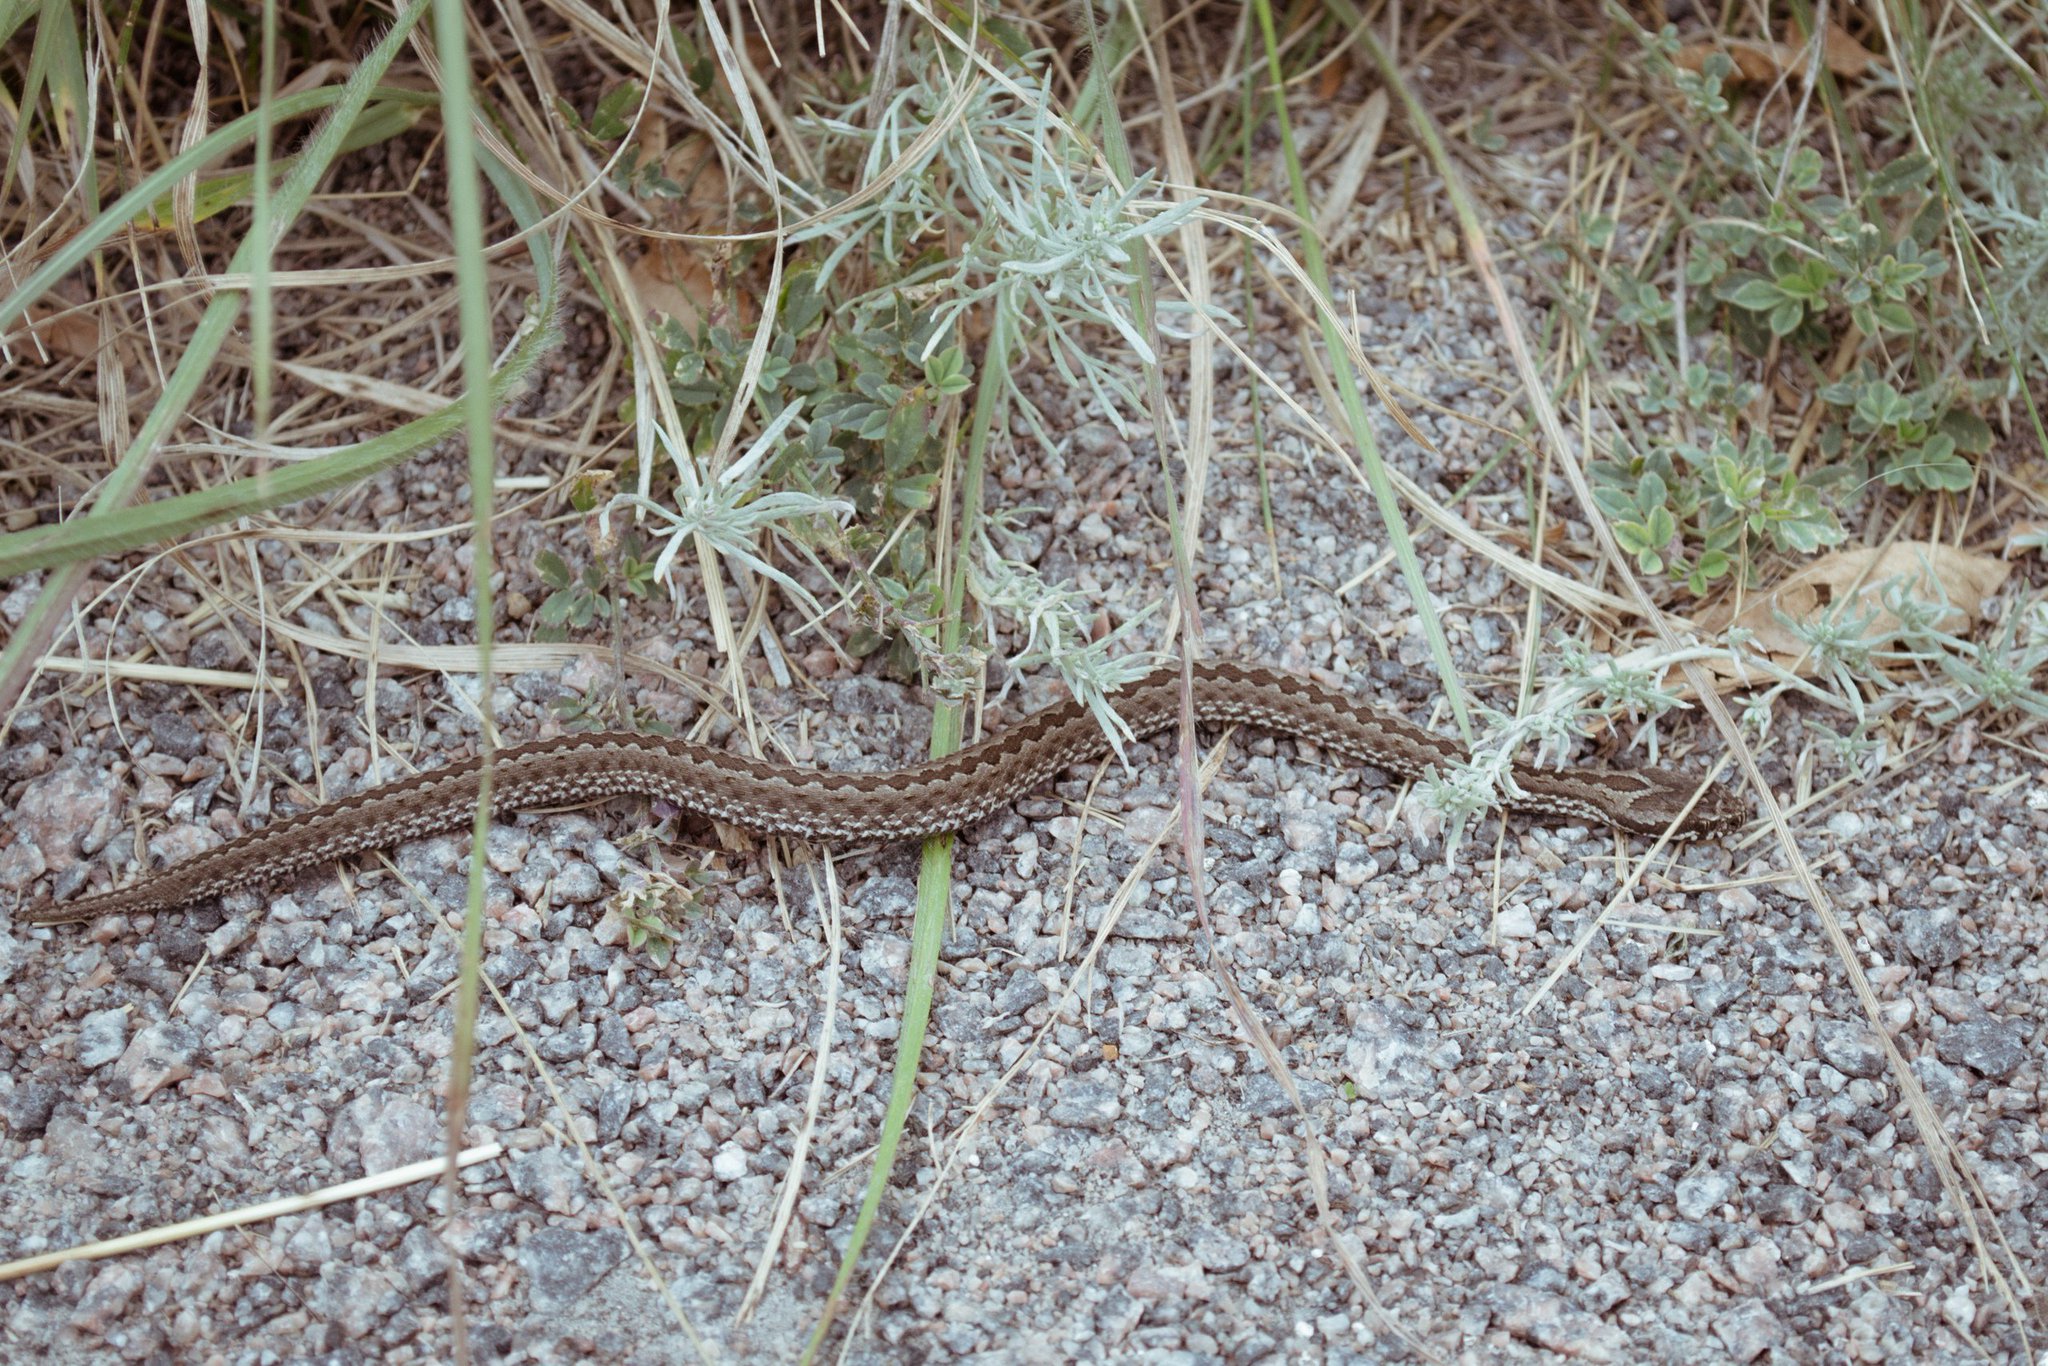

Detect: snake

[18,661,1745,927]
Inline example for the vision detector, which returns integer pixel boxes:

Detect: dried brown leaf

[1696,542,2009,679]
[1676,22,1876,85]
[627,241,720,332]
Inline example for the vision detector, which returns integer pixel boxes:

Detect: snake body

[21,662,1744,926]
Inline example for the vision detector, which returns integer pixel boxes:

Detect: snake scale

[20,661,1745,927]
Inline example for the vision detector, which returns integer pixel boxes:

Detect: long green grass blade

[1251,0,1473,739]
[0,3,434,715]
[0,85,439,338]
[431,0,508,1355]
[800,305,1012,1366]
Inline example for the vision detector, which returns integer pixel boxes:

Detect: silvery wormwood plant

[1421,640,1725,849]
[790,42,1202,447]
[604,402,852,627]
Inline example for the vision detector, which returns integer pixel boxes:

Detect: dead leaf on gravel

[1695,542,2008,680]
[623,131,735,332]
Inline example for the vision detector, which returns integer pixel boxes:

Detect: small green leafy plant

[530,476,659,636]
[609,869,714,969]
[1591,377,1847,594]
[1588,26,2019,598]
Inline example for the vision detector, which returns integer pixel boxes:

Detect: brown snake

[20,661,1744,927]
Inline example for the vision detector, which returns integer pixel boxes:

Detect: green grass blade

[0,85,438,339]
[0,2,433,715]
[0,154,558,582]
[1252,0,1473,740]
[430,0,507,1354]
[801,305,1012,1365]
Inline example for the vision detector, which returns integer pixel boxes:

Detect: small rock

[1935,1019,2026,1079]
[995,971,1049,1017]
[77,1008,130,1069]
[537,980,581,1026]
[598,1014,638,1067]
[509,1146,585,1213]
[712,1146,748,1181]
[1240,1072,1333,1119]
[359,1096,439,1174]
[1675,1168,1734,1221]
[1897,905,1963,967]
[1048,1080,1122,1131]
[553,861,602,902]
[396,1226,453,1296]
[67,1264,142,1337]
[306,1262,399,1339]
[1814,1020,1887,1079]
[187,629,242,671]
[1911,1055,1968,1113]
[515,1227,627,1313]
[1711,1300,1784,1362]
[112,1021,199,1102]
[1191,1229,1249,1272]
[486,825,531,876]
[2,1080,61,1136]
[147,712,206,760]
[537,1022,598,1063]
[1755,1184,1820,1225]
[1494,905,1538,940]
[13,764,119,874]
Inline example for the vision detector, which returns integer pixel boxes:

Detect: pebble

[75,1008,130,1069]
[111,1021,198,1102]
[515,1228,628,1314]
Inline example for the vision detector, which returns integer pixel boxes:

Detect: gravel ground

[4,120,2046,1366]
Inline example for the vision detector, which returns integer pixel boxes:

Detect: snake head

[1681,780,1750,838]
[1617,769,1749,838]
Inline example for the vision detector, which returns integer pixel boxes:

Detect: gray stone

[515,1227,627,1313]
[1756,1184,1820,1225]
[1675,1168,1734,1221]
[187,629,242,671]
[1191,1229,1250,1273]
[537,1022,598,1063]
[359,1097,438,1174]
[76,1008,129,1069]
[1240,1072,1333,1119]
[508,1146,585,1212]
[2,1080,60,1136]
[395,1227,452,1296]
[1814,1020,1887,1079]
[554,861,602,902]
[1911,1055,1968,1112]
[537,980,581,1026]
[305,1263,399,1339]
[147,712,205,760]
[1898,905,1964,967]
[1711,1300,1784,1362]
[598,1014,638,1067]
[995,971,1048,1017]
[1936,1019,2026,1079]
[1048,1080,1122,1131]
[112,1021,199,1102]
